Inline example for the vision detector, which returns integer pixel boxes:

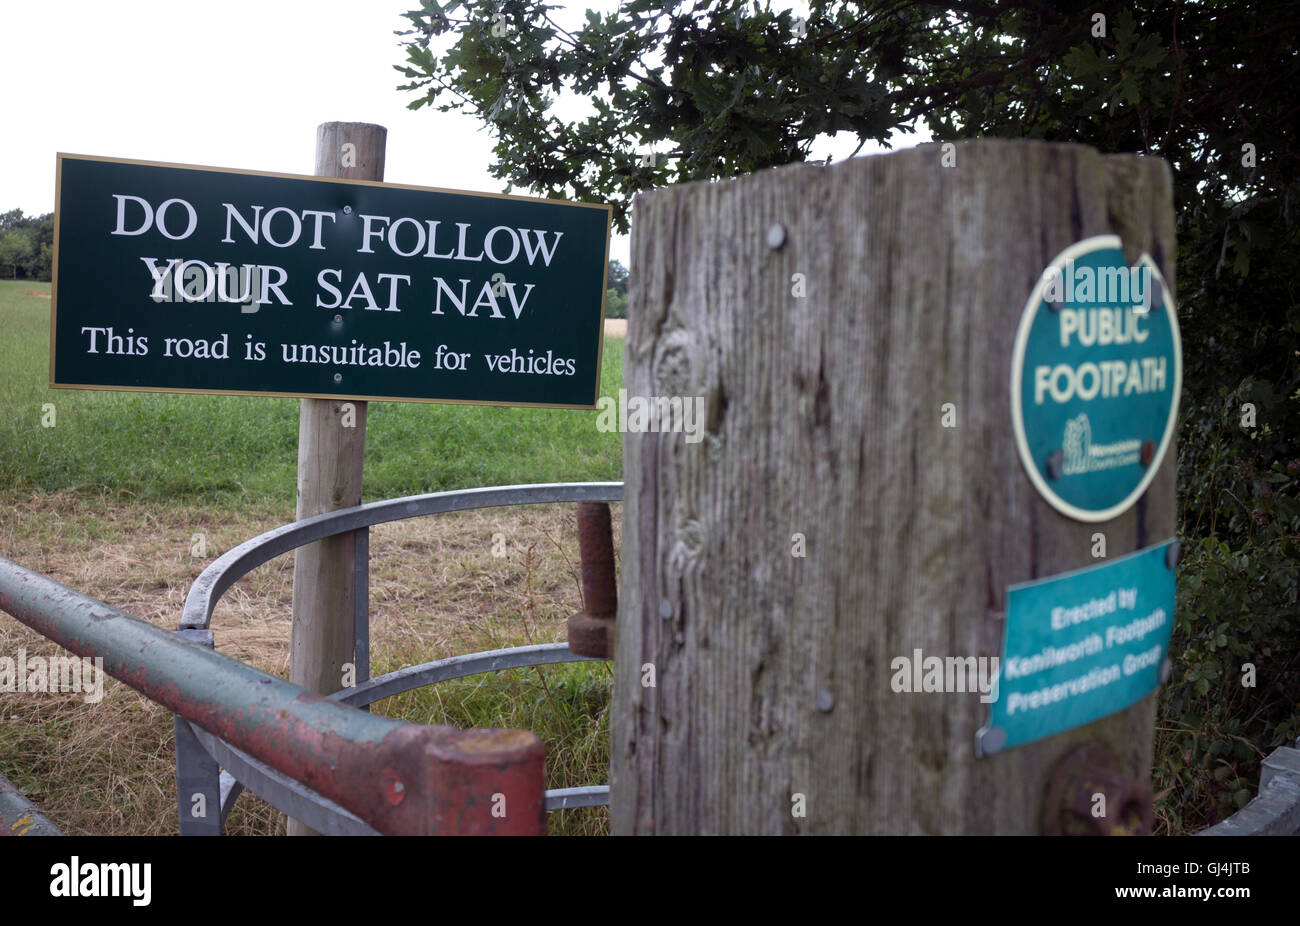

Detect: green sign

[51,154,612,408]
[976,540,1177,756]
[1011,235,1181,521]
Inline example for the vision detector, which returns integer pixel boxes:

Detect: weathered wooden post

[612,139,1179,834]
[287,122,385,836]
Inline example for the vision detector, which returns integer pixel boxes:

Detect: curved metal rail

[182,482,623,631]
[176,482,622,835]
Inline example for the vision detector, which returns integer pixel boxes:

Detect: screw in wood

[815,687,834,712]
[1046,449,1064,480]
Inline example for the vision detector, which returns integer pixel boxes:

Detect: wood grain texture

[288,123,385,836]
[612,140,1177,835]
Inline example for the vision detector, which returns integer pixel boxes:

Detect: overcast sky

[1,1,925,267]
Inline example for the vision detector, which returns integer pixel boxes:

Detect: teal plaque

[51,154,611,408]
[977,540,1177,755]
[1011,235,1181,521]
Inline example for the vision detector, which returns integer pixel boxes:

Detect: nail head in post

[1046,449,1064,480]
[659,599,672,620]
[815,687,834,713]
[977,726,1006,757]
[766,223,787,250]
[1165,540,1181,569]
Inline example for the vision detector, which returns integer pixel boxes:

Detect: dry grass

[0,490,618,835]
[23,289,50,299]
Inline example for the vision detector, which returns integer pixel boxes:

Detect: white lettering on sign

[1005,664,1123,715]
[1026,249,1173,407]
[1058,308,1148,346]
[354,215,562,266]
[110,190,580,328]
[113,195,197,240]
[1033,357,1167,404]
[221,203,336,250]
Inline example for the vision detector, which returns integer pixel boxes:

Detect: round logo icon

[1011,235,1181,522]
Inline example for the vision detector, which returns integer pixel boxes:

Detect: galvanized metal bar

[218,771,244,825]
[545,786,610,812]
[0,772,64,836]
[1199,744,1300,836]
[331,643,600,708]
[174,628,222,835]
[175,716,222,835]
[0,557,546,836]
[189,723,381,836]
[182,482,623,630]
[354,524,370,688]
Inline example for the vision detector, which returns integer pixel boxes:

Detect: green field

[0,280,623,505]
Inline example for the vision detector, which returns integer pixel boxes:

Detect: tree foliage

[0,209,54,280]
[604,257,629,317]
[0,232,33,280]
[395,0,954,232]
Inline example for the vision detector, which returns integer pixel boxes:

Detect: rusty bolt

[1042,744,1153,836]
[567,502,616,659]
[1140,440,1155,467]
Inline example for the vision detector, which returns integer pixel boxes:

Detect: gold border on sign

[49,152,614,409]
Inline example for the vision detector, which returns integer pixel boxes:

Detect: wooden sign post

[612,140,1178,834]
[287,123,385,836]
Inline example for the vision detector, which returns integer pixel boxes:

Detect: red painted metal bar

[0,557,545,836]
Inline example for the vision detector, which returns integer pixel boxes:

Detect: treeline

[605,258,628,319]
[0,209,54,281]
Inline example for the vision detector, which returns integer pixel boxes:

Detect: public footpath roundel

[1011,235,1182,522]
